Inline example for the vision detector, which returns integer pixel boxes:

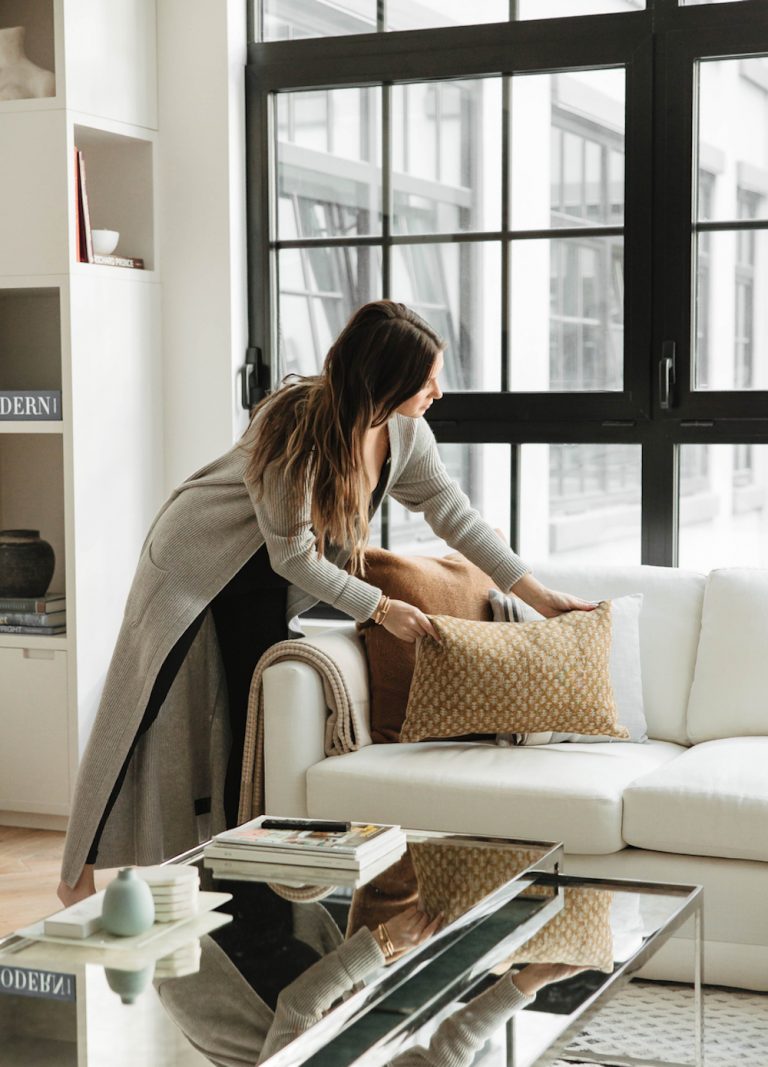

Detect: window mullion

[382,81,391,299]
[501,75,511,394]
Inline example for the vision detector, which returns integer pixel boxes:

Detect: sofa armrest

[263,624,371,816]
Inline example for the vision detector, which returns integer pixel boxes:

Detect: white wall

[157,0,249,493]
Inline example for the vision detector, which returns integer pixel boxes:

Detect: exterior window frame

[246,0,768,568]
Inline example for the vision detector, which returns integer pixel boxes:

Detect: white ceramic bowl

[91,229,120,255]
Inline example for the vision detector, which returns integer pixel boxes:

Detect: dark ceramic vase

[0,529,56,597]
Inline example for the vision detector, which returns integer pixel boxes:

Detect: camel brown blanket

[238,634,369,823]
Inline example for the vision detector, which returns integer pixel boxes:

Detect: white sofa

[262,564,768,992]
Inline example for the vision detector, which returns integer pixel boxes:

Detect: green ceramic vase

[101,868,155,936]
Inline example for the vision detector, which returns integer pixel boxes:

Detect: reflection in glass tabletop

[309,873,703,1067]
[0,831,563,1067]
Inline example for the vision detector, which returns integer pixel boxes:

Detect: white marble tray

[16,891,232,950]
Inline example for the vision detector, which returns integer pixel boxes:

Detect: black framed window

[246,0,768,571]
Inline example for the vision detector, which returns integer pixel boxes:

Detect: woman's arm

[389,419,528,591]
[246,456,441,642]
[246,462,383,623]
[387,971,535,1067]
[390,420,594,616]
[257,927,384,1063]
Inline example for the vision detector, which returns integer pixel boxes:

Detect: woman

[58,300,592,905]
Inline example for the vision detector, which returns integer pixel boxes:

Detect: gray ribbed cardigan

[156,915,534,1067]
[61,412,528,886]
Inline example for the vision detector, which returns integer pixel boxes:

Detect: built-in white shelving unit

[0,0,162,827]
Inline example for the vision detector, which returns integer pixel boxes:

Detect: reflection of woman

[59,300,592,905]
[155,887,438,1067]
[388,964,584,1067]
[156,884,578,1067]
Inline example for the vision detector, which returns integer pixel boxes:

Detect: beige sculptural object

[0,25,55,101]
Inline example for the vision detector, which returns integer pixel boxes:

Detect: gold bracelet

[373,594,391,625]
[376,922,396,959]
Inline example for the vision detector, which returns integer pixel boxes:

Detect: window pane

[386,444,511,555]
[519,444,641,563]
[392,242,501,390]
[509,237,624,391]
[392,79,501,235]
[518,0,645,16]
[262,0,645,37]
[693,229,768,390]
[387,0,508,31]
[276,88,381,238]
[679,445,768,569]
[278,246,381,376]
[263,1,376,40]
[511,69,626,230]
[697,57,768,224]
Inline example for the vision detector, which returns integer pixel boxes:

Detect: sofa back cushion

[687,568,768,743]
[528,563,705,744]
[360,548,495,742]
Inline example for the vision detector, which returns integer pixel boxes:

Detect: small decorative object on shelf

[91,228,120,255]
[0,26,55,101]
[0,529,55,597]
[101,868,156,937]
[0,390,62,420]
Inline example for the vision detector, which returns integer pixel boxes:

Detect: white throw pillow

[489,588,648,745]
[686,567,768,743]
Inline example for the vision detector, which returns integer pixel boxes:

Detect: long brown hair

[246,300,444,575]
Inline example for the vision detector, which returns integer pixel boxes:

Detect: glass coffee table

[0,830,701,1067]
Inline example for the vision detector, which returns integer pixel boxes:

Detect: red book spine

[75,147,85,262]
[77,149,94,263]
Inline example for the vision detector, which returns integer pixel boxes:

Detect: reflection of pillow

[400,603,628,743]
[359,549,495,743]
[410,839,550,924]
[510,887,615,973]
[490,589,647,745]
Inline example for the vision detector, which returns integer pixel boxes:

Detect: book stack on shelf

[74,147,144,270]
[204,817,407,889]
[0,592,65,635]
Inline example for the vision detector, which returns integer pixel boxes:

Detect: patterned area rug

[551,980,768,1067]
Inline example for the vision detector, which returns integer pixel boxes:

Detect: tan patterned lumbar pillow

[508,886,615,973]
[400,601,628,743]
[410,839,551,924]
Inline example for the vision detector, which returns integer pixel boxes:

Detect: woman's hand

[382,600,441,643]
[510,963,587,997]
[382,905,443,961]
[510,573,596,619]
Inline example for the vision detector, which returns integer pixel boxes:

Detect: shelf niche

[0,433,66,596]
[0,286,62,392]
[0,0,56,103]
[75,124,155,271]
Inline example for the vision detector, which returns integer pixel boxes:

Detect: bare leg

[57,864,96,907]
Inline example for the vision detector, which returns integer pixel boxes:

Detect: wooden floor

[0,827,117,936]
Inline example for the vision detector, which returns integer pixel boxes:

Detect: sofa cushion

[359,548,495,743]
[400,604,628,743]
[306,739,685,855]
[529,563,705,745]
[686,568,768,743]
[623,737,768,862]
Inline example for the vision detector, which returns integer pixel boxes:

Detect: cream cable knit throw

[238,638,366,823]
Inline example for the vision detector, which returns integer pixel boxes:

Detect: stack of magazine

[203,816,407,889]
